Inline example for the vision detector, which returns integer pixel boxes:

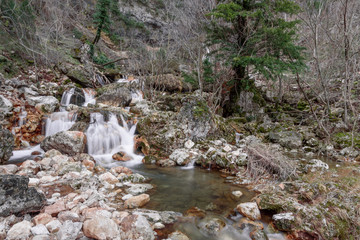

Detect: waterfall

[82,88,96,107]
[45,112,77,137]
[86,112,142,168]
[60,88,75,108]
[18,107,27,127]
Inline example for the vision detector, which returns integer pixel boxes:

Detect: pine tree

[93,0,111,45]
[207,0,306,115]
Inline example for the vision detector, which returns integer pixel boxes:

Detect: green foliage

[72,28,83,39]
[207,0,306,83]
[182,71,198,88]
[203,58,215,83]
[93,53,114,68]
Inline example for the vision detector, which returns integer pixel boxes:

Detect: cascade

[60,88,75,108]
[45,111,77,137]
[86,112,142,168]
[82,88,96,106]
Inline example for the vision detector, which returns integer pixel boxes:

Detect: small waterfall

[60,88,75,108]
[86,112,142,168]
[45,112,77,137]
[82,88,96,106]
[131,90,143,104]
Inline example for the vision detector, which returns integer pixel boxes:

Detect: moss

[193,100,210,119]
[332,132,360,149]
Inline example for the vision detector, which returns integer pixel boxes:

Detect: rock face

[0,127,14,164]
[97,82,132,107]
[236,202,261,221]
[40,131,86,156]
[0,175,45,217]
[269,131,302,149]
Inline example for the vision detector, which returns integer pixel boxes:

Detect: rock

[58,211,80,222]
[169,149,190,166]
[112,151,132,161]
[33,213,53,225]
[32,235,51,240]
[97,83,132,107]
[167,230,190,240]
[99,172,119,185]
[44,149,62,158]
[0,95,13,113]
[119,214,155,240]
[269,131,302,149]
[250,229,269,240]
[124,194,150,209]
[83,216,120,239]
[110,166,133,176]
[237,218,264,230]
[232,190,243,198]
[43,200,66,217]
[126,184,153,196]
[46,220,62,233]
[31,224,49,235]
[64,64,94,88]
[0,127,14,164]
[7,220,32,240]
[272,212,295,231]
[40,131,86,156]
[56,220,82,240]
[305,159,329,173]
[198,216,226,236]
[0,164,18,174]
[184,140,195,149]
[236,202,261,221]
[0,175,45,217]
[26,96,59,113]
[153,222,165,229]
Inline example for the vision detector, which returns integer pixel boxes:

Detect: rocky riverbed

[0,71,359,239]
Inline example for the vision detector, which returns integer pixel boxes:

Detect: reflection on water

[131,164,254,215]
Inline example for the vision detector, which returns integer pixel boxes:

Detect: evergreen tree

[93,0,112,45]
[207,0,306,115]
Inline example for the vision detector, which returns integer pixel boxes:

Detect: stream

[8,83,286,240]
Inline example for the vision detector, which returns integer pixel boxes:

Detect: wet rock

[272,212,295,231]
[167,230,190,240]
[112,151,132,161]
[126,184,153,196]
[232,190,243,198]
[0,175,45,217]
[236,218,264,230]
[269,131,302,149]
[97,82,132,107]
[7,220,32,240]
[31,224,49,235]
[0,127,14,164]
[185,207,206,218]
[169,149,190,166]
[124,194,150,209]
[119,214,155,240]
[26,96,59,113]
[250,229,269,240]
[198,216,226,235]
[41,131,87,156]
[134,136,150,155]
[33,213,53,225]
[83,216,120,239]
[56,220,82,240]
[236,202,261,221]
[63,64,94,88]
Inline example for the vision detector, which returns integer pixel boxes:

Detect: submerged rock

[0,127,14,164]
[40,131,87,156]
[0,175,45,217]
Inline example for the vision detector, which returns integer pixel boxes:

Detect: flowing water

[82,88,96,106]
[8,85,286,239]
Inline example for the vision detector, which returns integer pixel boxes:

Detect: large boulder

[96,82,132,107]
[0,175,46,217]
[268,130,302,149]
[40,131,86,156]
[0,127,14,164]
[83,216,120,239]
[60,63,94,88]
[26,95,59,113]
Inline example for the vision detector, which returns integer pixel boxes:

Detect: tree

[93,0,111,45]
[207,0,306,115]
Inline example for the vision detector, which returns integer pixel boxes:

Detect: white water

[83,88,96,106]
[18,107,27,127]
[9,144,42,162]
[60,88,75,107]
[86,113,143,168]
[45,112,77,137]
